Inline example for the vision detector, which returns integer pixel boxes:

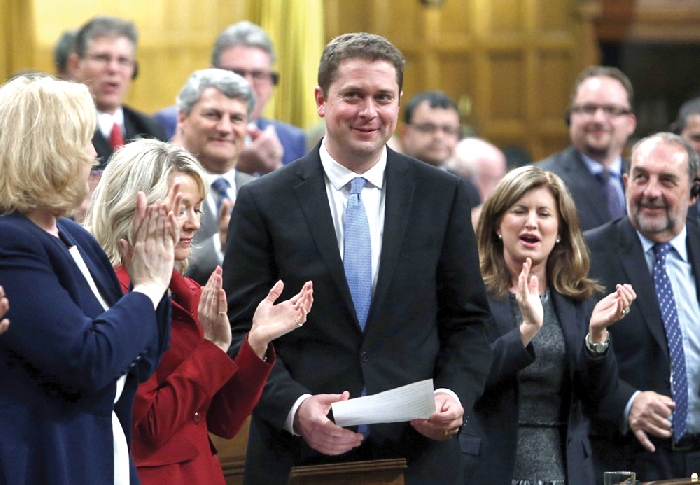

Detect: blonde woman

[0,75,176,484]
[86,139,313,485]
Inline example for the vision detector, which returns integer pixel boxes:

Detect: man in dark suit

[155,21,307,173]
[222,33,493,484]
[671,97,700,221]
[69,16,166,169]
[585,132,700,482]
[171,69,257,286]
[538,66,637,231]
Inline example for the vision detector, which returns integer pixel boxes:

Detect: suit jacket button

[194,411,201,424]
[360,352,369,362]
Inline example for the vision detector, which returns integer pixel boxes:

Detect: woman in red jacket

[86,139,313,485]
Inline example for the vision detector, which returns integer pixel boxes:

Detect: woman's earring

[556,238,561,244]
[497,234,502,240]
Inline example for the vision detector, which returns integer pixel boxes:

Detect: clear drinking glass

[603,471,636,485]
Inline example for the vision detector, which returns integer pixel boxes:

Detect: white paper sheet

[331,379,436,427]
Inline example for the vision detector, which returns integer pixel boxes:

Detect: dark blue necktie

[596,169,625,220]
[343,177,372,331]
[653,242,688,443]
[211,178,231,213]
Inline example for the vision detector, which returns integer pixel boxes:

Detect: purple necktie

[597,170,625,220]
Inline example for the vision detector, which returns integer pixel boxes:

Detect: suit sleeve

[207,337,275,439]
[0,222,164,391]
[434,178,493,411]
[484,328,536,388]
[223,184,312,429]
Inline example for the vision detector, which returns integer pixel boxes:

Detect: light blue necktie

[211,178,231,213]
[653,242,688,443]
[343,177,372,331]
[344,177,372,438]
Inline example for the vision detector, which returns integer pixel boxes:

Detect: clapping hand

[515,258,543,346]
[247,281,313,359]
[0,285,9,335]
[588,283,636,342]
[121,184,182,308]
[198,266,231,352]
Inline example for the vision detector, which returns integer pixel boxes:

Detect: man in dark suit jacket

[537,66,636,231]
[169,68,258,286]
[222,33,493,484]
[69,16,166,169]
[585,132,700,482]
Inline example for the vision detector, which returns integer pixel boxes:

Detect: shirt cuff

[435,388,461,405]
[622,390,641,434]
[285,394,312,435]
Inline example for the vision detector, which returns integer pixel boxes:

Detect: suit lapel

[293,154,358,324]
[616,219,668,354]
[367,151,414,328]
[487,296,516,339]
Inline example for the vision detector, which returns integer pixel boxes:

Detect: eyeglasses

[228,69,279,85]
[569,104,632,117]
[84,53,135,69]
[409,122,460,136]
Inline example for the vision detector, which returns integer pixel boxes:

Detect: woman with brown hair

[462,165,635,485]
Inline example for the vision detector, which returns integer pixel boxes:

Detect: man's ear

[314,87,325,117]
[68,52,81,80]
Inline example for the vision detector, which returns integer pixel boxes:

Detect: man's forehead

[86,35,134,52]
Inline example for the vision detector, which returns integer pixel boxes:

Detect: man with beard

[585,132,700,482]
[400,90,481,208]
[538,66,636,231]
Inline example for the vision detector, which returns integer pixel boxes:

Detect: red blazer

[116,268,274,485]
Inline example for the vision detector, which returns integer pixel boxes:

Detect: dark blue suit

[461,291,617,485]
[0,213,170,485]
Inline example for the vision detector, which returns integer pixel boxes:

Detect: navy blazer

[0,213,170,485]
[461,290,617,485]
[223,144,493,484]
[537,147,626,231]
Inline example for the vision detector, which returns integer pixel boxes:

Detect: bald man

[445,137,507,227]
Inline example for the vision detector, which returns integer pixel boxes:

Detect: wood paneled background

[3,0,602,159]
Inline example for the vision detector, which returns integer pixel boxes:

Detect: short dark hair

[53,29,77,73]
[318,33,404,96]
[671,97,700,134]
[74,16,138,58]
[403,90,458,125]
[569,66,634,108]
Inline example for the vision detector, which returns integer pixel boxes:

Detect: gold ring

[444,429,450,437]
[621,307,629,315]
[218,311,226,315]
[295,317,302,327]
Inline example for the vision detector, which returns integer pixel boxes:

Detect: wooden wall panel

[324,0,598,162]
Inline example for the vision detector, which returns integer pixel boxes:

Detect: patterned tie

[343,177,372,331]
[653,242,688,443]
[109,122,124,150]
[210,178,231,213]
[596,169,625,220]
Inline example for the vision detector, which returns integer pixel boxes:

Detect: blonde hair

[85,139,207,268]
[0,74,96,216]
[476,165,602,300]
